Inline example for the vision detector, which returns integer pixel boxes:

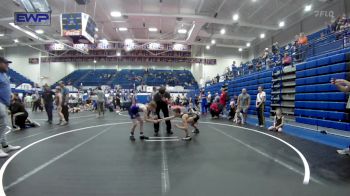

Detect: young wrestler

[268,108,284,132]
[233,105,244,125]
[161,107,200,141]
[129,101,159,141]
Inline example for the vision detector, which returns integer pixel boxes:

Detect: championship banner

[40,56,216,65]
[46,43,191,52]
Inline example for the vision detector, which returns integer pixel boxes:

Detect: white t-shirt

[256,91,266,103]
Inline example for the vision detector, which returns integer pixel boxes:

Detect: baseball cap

[0,57,12,64]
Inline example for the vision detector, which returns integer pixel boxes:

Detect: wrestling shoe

[140,135,149,140]
[192,129,200,134]
[337,148,350,155]
[0,149,8,158]
[182,136,192,141]
[167,130,174,135]
[3,145,21,153]
[129,135,136,141]
[154,132,159,137]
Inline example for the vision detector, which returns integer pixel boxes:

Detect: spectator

[31,92,40,112]
[256,86,266,127]
[268,108,284,132]
[272,42,279,55]
[298,32,308,45]
[96,87,105,117]
[331,78,350,155]
[331,16,341,32]
[209,99,222,119]
[200,90,207,115]
[207,91,212,109]
[262,48,270,61]
[282,53,292,66]
[24,94,32,108]
[237,88,250,124]
[228,98,236,120]
[59,81,69,125]
[219,85,229,117]
[216,74,220,83]
[9,94,40,131]
[231,61,236,74]
[42,84,55,124]
[214,92,220,103]
[0,56,21,157]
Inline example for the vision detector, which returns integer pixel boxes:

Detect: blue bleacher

[55,69,198,89]
[295,47,350,131]
[8,68,34,86]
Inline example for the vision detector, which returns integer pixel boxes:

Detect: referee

[153,86,173,136]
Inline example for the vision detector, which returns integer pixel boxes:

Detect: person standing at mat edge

[256,86,266,127]
[331,78,350,155]
[96,87,105,118]
[0,57,21,157]
[237,88,251,125]
[42,84,55,124]
[59,81,69,125]
[153,86,173,136]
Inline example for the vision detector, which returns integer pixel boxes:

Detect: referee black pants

[154,101,172,133]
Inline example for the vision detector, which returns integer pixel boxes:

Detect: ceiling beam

[123,13,279,30]
[186,21,205,44]
[215,0,227,14]
[196,0,204,14]
[197,30,256,42]
[192,42,245,49]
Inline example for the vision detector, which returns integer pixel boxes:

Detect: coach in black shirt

[153,86,172,136]
[42,84,55,124]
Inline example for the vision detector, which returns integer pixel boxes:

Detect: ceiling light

[252,0,257,2]
[233,14,239,21]
[13,39,19,43]
[279,21,285,28]
[173,43,184,50]
[95,27,98,32]
[178,29,187,34]
[148,27,158,32]
[260,33,265,39]
[0,46,3,50]
[211,39,216,44]
[304,4,312,12]
[246,42,251,47]
[35,29,44,34]
[110,11,122,17]
[206,45,210,50]
[149,42,160,49]
[220,28,226,35]
[117,52,121,56]
[100,39,108,44]
[124,38,133,44]
[238,48,243,52]
[93,60,97,63]
[0,33,4,37]
[118,27,128,31]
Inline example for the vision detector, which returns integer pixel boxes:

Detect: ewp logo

[14,12,51,26]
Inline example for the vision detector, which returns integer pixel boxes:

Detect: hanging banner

[45,42,191,52]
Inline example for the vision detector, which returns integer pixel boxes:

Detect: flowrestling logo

[14,12,51,26]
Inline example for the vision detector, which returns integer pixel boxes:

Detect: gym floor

[0,111,349,196]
